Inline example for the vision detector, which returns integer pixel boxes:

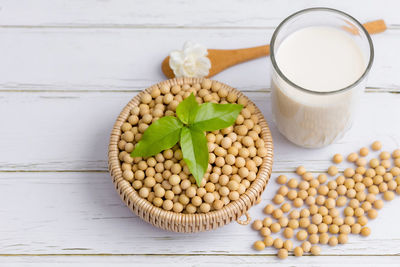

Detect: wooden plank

[0,0,399,28]
[1,172,400,255]
[0,91,399,172]
[0,28,398,92]
[1,255,400,266]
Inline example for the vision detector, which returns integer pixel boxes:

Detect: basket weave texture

[108,77,273,232]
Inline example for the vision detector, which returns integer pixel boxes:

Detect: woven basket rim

[108,77,273,232]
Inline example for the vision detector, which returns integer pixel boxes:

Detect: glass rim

[270,7,374,95]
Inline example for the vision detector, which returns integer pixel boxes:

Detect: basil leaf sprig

[131,93,243,186]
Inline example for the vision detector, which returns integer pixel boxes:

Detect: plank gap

[0,24,398,31]
[0,88,398,94]
[0,253,399,257]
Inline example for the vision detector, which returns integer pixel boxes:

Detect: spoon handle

[207,45,269,77]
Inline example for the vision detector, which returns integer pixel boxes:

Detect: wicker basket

[108,77,273,232]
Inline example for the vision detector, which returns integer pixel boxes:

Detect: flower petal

[168,41,211,78]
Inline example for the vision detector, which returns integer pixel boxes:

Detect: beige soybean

[344,168,355,178]
[328,166,338,176]
[260,227,271,237]
[356,157,367,167]
[382,160,391,169]
[307,224,318,235]
[296,230,308,241]
[293,198,304,208]
[358,216,368,226]
[367,209,378,219]
[276,175,287,184]
[273,194,285,205]
[318,223,328,234]
[316,196,326,206]
[279,217,289,228]
[330,208,340,219]
[361,201,372,212]
[373,199,384,209]
[272,209,283,219]
[338,234,348,244]
[289,210,300,219]
[308,188,319,198]
[319,233,329,244]
[287,190,298,200]
[299,181,310,190]
[360,147,369,157]
[264,236,274,247]
[310,246,321,256]
[300,208,310,218]
[311,214,323,225]
[339,224,351,235]
[278,248,288,259]
[287,178,298,189]
[264,204,274,214]
[273,238,284,249]
[336,175,345,185]
[318,174,328,184]
[300,241,311,253]
[371,141,382,151]
[271,223,281,233]
[351,223,362,234]
[283,240,293,251]
[281,203,292,213]
[318,206,328,216]
[347,152,358,162]
[309,205,319,215]
[298,190,308,200]
[252,219,263,231]
[253,240,265,251]
[384,191,395,201]
[294,246,304,257]
[296,166,307,176]
[336,196,347,207]
[323,215,333,225]
[361,227,371,236]
[288,219,299,229]
[333,153,343,164]
[325,198,336,209]
[303,172,314,181]
[283,227,294,238]
[263,217,273,227]
[392,149,400,158]
[310,179,320,188]
[328,236,338,246]
[309,234,319,244]
[329,224,339,234]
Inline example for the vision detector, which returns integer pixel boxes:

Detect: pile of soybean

[118,80,268,214]
[252,141,400,259]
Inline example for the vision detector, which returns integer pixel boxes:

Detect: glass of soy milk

[270,8,374,148]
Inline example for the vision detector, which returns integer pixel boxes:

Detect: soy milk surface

[271,26,367,147]
[276,26,365,93]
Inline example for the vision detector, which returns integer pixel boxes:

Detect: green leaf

[191,103,243,131]
[180,126,209,186]
[131,116,183,158]
[176,93,199,125]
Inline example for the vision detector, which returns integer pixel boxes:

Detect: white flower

[169,41,211,78]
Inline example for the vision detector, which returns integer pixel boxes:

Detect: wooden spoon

[161,19,386,79]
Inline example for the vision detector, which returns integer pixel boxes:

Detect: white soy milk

[271,26,367,148]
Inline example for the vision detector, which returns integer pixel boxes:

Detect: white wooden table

[1,1,400,266]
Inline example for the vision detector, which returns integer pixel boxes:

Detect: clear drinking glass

[270,8,374,148]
